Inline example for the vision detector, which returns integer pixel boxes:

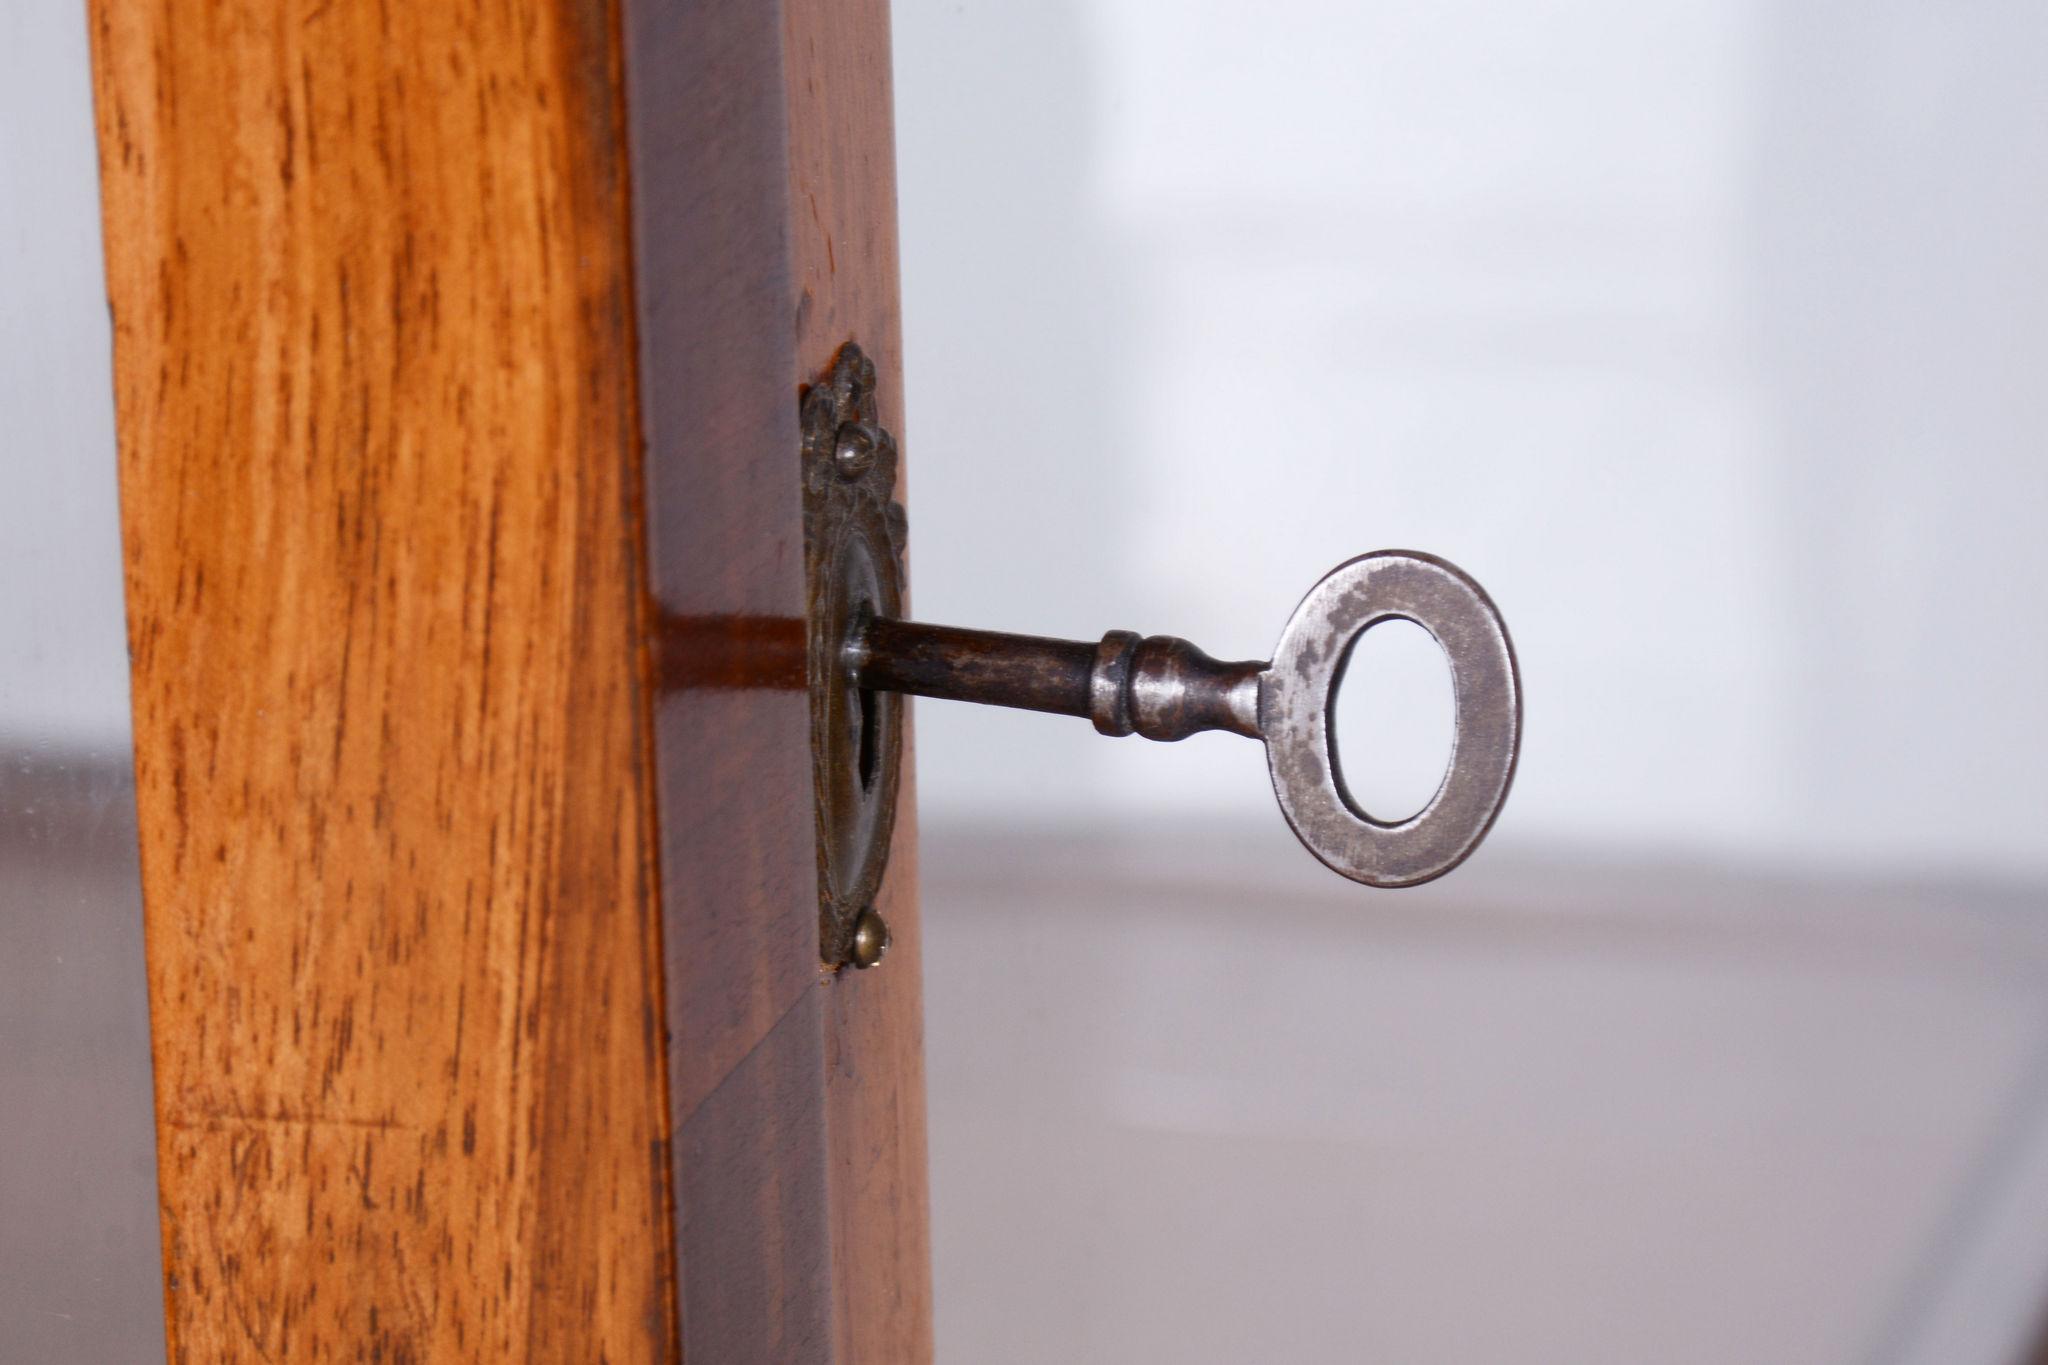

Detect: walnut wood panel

[622,0,932,1358]
[88,0,675,1359]
[781,7,934,1357]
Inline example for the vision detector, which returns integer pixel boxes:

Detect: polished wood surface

[623,0,931,1357]
[785,5,933,1357]
[89,0,672,1357]
[93,0,929,1355]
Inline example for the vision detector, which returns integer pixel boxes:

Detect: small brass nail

[849,907,891,970]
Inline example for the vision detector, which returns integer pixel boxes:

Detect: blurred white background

[892,2,2048,1362]
[893,0,2048,882]
[0,0,130,749]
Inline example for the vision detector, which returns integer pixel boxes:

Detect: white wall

[893,0,2048,882]
[0,0,131,747]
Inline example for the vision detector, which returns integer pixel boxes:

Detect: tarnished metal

[844,553,1520,889]
[848,621,1262,742]
[804,347,1520,905]
[847,618,1099,720]
[803,344,908,966]
[1262,552,1520,887]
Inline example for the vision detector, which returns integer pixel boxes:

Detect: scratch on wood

[164,1107,411,1133]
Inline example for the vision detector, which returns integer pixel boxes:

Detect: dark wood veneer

[624,0,932,1357]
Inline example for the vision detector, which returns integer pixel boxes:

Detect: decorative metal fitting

[803,343,1524,964]
[802,345,908,969]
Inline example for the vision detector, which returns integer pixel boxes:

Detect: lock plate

[803,344,907,967]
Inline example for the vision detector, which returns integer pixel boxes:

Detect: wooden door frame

[88,0,928,1356]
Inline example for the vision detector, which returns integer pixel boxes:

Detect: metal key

[846,551,1522,888]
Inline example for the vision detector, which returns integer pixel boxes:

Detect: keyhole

[1329,618,1454,823]
[856,685,881,794]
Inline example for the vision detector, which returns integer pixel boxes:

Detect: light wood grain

[88,0,675,1358]
[95,0,931,1353]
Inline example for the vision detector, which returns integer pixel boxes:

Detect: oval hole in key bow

[1330,617,1455,823]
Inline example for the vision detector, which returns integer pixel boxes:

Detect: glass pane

[897,3,2048,1361]
[0,4,166,1359]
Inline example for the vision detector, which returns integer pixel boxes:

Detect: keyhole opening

[1329,618,1455,823]
[856,685,881,794]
